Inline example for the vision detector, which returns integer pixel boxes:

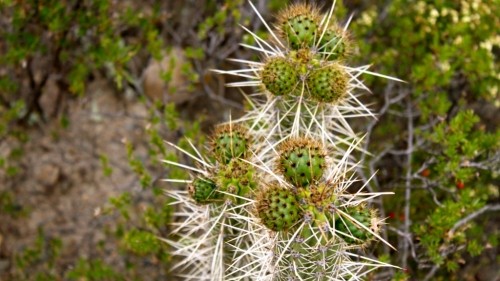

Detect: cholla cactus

[163,1,403,280]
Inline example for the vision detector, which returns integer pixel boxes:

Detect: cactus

[256,185,302,231]
[261,57,300,96]
[189,177,222,204]
[336,205,380,245]
[277,137,327,187]
[317,25,351,61]
[307,63,349,103]
[217,158,256,200]
[162,2,404,280]
[277,4,321,50]
[212,123,249,164]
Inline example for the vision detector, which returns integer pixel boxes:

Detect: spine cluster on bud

[307,63,348,103]
[189,177,221,204]
[212,123,250,164]
[256,185,302,231]
[335,205,380,246]
[164,2,402,280]
[277,4,321,50]
[261,57,300,97]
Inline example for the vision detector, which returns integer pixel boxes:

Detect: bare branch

[402,97,414,269]
[448,204,500,235]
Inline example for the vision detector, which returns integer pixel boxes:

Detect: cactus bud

[256,185,302,231]
[188,177,222,204]
[336,206,380,245]
[278,137,327,187]
[277,4,321,49]
[306,63,348,103]
[261,57,299,96]
[318,26,351,61]
[212,124,249,165]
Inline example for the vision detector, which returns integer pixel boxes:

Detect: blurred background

[0,0,498,280]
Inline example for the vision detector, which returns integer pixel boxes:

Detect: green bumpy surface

[318,29,347,60]
[214,131,247,165]
[190,177,221,204]
[261,57,299,97]
[283,15,318,49]
[335,208,372,244]
[258,188,301,231]
[280,146,325,188]
[218,159,256,199]
[306,64,348,103]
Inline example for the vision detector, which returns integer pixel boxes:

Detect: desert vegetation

[0,1,498,280]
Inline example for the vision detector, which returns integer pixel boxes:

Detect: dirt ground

[0,76,173,278]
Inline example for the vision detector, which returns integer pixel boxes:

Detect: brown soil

[0,77,167,278]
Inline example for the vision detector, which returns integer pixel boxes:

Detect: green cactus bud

[212,124,249,165]
[306,63,348,103]
[336,206,380,245]
[317,27,351,61]
[256,185,302,231]
[277,4,321,49]
[278,137,327,188]
[217,158,256,199]
[261,57,299,96]
[188,177,222,204]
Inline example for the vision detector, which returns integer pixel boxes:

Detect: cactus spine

[164,1,403,280]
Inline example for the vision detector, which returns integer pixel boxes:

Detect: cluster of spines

[256,184,301,231]
[188,177,221,204]
[164,2,401,280]
[277,137,326,188]
[212,124,250,165]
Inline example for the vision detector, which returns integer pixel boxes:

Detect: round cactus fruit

[317,27,351,61]
[188,177,221,204]
[336,206,379,245]
[306,63,348,103]
[278,137,327,187]
[256,185,302,231]
[277,4,320,49]
[211,124,249,165]
[261,57,299,96]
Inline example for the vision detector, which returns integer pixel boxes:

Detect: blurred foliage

[13,228,62,280]
[0,191,28,218]
[351,0,499,279]
[66,259,125,281]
